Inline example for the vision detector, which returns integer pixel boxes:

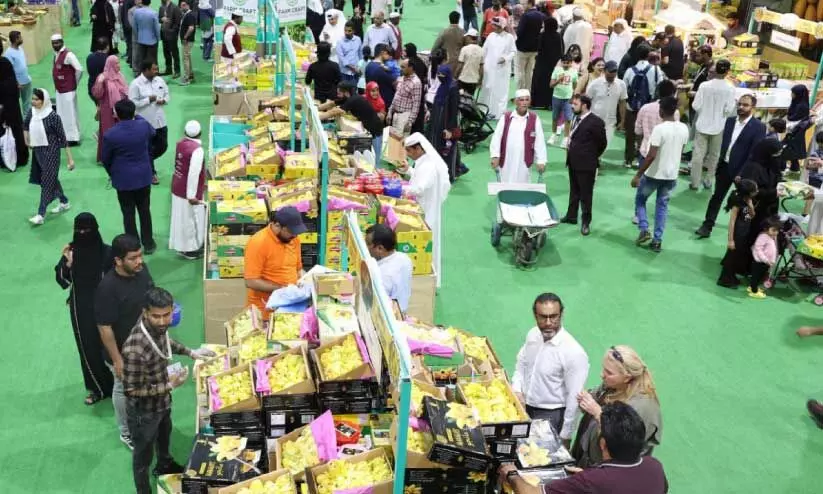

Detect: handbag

[0,125,17,172]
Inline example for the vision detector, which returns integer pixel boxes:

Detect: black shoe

[67,141,80,147]
[636,231,651,245]
[153,460,185,476]
[650,240,662,252]
[159,70,172,76]
[144,243,157,255]
[180,250,203,260]
[581,224,591,236]
[716,276,740,288]
[559,216,577,225]
[172,73,180,79]
[695,225,712,238]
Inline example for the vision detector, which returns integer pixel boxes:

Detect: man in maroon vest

[169,120,206,259]
[221,13,243,63]
[388,12,403,59]
[489,89,547,184]
[51,33,83,146]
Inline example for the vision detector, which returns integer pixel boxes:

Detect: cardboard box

[273,424,319,480]
[214,234,252,257]
[311,333,375,395]
[218,257,245,278]
[383,129,407,166]
[315,303,360,341]
[305,449,393,494]
[268,311,303,340]
[211,223,266,237]
[422,397,491,472]
[265,410,319,438]
[254,345,316,397]
[217,469,295,494]
[210,199,269,225]
[210,410,264,429]
[208,180,257,201]
[318,396,378,414]
[457,380,531,440]
[313,273,355,297]
[245,163,280,180]
[225,305,265,346]
[283,153,318,179]
[182,434,264,491]
[208,364,261,413]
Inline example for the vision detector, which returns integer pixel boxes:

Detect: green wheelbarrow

[490,187,560,266]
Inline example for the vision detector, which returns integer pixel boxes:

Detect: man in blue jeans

[631,96,689,253]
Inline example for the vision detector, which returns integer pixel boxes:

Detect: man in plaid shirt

[388,59,422,136]
[122,287,214,494]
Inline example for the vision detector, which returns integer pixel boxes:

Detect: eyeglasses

[609,346,624,364]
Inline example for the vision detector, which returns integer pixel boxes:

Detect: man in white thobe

[398,133,451,288]
[50,33,83,145]
[562,9,593,66]
[168,120,206,258]
[478,17,515,119]
[490,89,547,184]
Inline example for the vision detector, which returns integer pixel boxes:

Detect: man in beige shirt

[456,28,483,96]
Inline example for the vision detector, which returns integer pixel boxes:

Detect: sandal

[84,392,102,406]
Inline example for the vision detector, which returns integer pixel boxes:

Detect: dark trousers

[623,109,638,164]
[134,43,158,74]
[526,405,565,437]
[750,261,770,292]
[703,162,735,230]
[151,126,169,175]
[117,186,155,248]
[566,168,596,225]
[161,36,180,74]
[462,9,478,31]
[124,27,133,65]
[458,80,477,96]
[127,404,173,494]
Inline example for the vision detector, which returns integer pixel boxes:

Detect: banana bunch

[237,475,296,494]
[229,313,256,345]
[407,428,433,455]
[446,327,490,362]
[463,379,522,423]
[281,427,321,474]
[805,235,823,258]
[319,334,364,379]
[200,356,228,378]
[271,313,302,339]
[268,354,307,393]
[238,332,268,364]
[444,402,480,430]
[517,441,551,468]
[214,371,254,408]
[210,435,244,461]
[315,457,393,494]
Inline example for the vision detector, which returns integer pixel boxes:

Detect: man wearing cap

[490,89,547,184]
[388,12,404,60]
[456,28,482,96]
[586,60,627,146]
[562,8,593,66]
[397,133,451,288]
[244,207,305,317]
[478,17,515,119]
[168,120,205,259]
[221,13,243,63]
[51,34,84,146]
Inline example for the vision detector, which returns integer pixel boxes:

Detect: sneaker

[624,161,633,169]
[747,287,766,299]
[153,460,185,476]
[180,250,203,260]
[548,134,557,146]
[631,215,639,225]
[560,137,569,149]
[29,214,44,225]
[178,79,191,86]
[50,202,71,214]
[702,179,712,190]
[688,184,699,191]
[636,231,651,245]
[649,240,662,253]
[120,434,134,450]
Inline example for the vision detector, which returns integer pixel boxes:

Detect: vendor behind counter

[318,81,385,158]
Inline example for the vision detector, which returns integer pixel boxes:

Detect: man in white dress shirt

[512,293,589,445]
[50,33,83,145]
[689,59,736,191]
[490,89,547,184]
[129,60,170,185]
[366,224,413,312]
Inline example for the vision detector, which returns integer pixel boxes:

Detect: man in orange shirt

[244,206,306,315]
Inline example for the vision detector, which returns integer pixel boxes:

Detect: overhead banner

[221,0,259,19]
[277,0,307,26]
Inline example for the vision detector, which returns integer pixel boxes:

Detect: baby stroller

[489,181,560,266]
[764,217,823,304]
[458,93,495,154]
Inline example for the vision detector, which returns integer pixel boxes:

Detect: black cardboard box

[261,392,319,411]
[210,410,263,429]
[422,397,492,472]
[487,439,517,459]
[405,468,489,494]
[319,396,378,414]
[265,409,319,438]
[181,434,264,492]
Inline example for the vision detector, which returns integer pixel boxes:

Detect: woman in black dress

[90,0,117,53]
[531,16,562,110]
[427,65,462,182]
[783,84,811,172]
[55,213,115,404]
[717,179,759,287]
[0,39,28,170]
[24,88,75,225]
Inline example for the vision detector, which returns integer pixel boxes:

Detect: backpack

[627,65,655,112]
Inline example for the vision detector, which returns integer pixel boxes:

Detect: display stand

[341,210,413,494]
[277,31,298,149]
[301,87,330,265]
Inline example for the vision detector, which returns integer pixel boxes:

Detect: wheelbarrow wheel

[763,278,774,290]
[517,238,534,265]
[465,143,476,153]
[814,294,823,306]
[491,222,502,247]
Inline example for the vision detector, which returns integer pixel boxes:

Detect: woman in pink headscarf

[91,55,129,163]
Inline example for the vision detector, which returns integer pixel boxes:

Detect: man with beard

[95,234,154,450]
[244,206,306,317]
[122,287,214,493]
[511,293,589,445]
[50,33,84,146]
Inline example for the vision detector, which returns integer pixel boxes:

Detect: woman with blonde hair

[570,345,662,468]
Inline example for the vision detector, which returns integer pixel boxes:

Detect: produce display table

[0,19,48,65]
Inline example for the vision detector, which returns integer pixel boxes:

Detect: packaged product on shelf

[268,122,294,141]
[305,449,394,494]
[208,180,258,201]
[225,306,265,346]
[236,330,270,364]
[208,364,260,413]
[514,419,574,470]
[268,178,318,198]
[248,125,271,141]
[182,434,263,491]
[195,353,232,394]
[400,321,464,368]
[210,199,269,225]
[445,327,505,373]
[217,469,297,494]
[275,411,338,479]
[218,257,245,278]
[311,333,373,389]
[458,379,531,439]
[214,233,252,257]
[314,303,360,342]
[268,311,303,340]
[215,145,247,178]
[254,345,315,397]
[421,397,492,471]
[283,153,318,179]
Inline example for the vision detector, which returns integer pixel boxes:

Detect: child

[549,54,578,148]
[357,45,372,95]
[767,118,786,140]
[364,81,386,122]
[717,179,758,288]
[749,216,782,299]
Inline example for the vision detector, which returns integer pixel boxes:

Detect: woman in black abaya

[0,39,28,170]
[90,0,116,53]
[531,16,562,110]
[55,213,114,405]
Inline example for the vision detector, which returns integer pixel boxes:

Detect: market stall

[0,2,52,64]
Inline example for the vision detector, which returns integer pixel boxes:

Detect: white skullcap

[404,132,424,147]
[573,7,584,17]
[185,120,201,137]
[50,33,63,41]
[491,16,507,28]
[514,89,531,99]
[465,28,479,37]
[389,12,400,18]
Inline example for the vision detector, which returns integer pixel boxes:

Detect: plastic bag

[0,126,17,172]
[406,338,455,358]
[266,284,311,309]
[300,306,319,342]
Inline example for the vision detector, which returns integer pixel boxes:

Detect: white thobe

[169,139,206,252]
[478,31,515,118]
[54,47,83,142]
[407,152,451,288]
[489,112,547,184]
[563,20,593,65]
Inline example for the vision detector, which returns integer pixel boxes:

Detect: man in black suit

[560,94,608,236]
[696,93,766,238]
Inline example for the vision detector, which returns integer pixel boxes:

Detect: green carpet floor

[2,3,823,492]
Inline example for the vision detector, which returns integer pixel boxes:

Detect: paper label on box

[301,414,316,424]
[482,426,495,436]
[270,413,287,426]
[512,424,530,437]
[495,442,513,455]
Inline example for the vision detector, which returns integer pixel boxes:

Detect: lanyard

[140,320,172,360]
